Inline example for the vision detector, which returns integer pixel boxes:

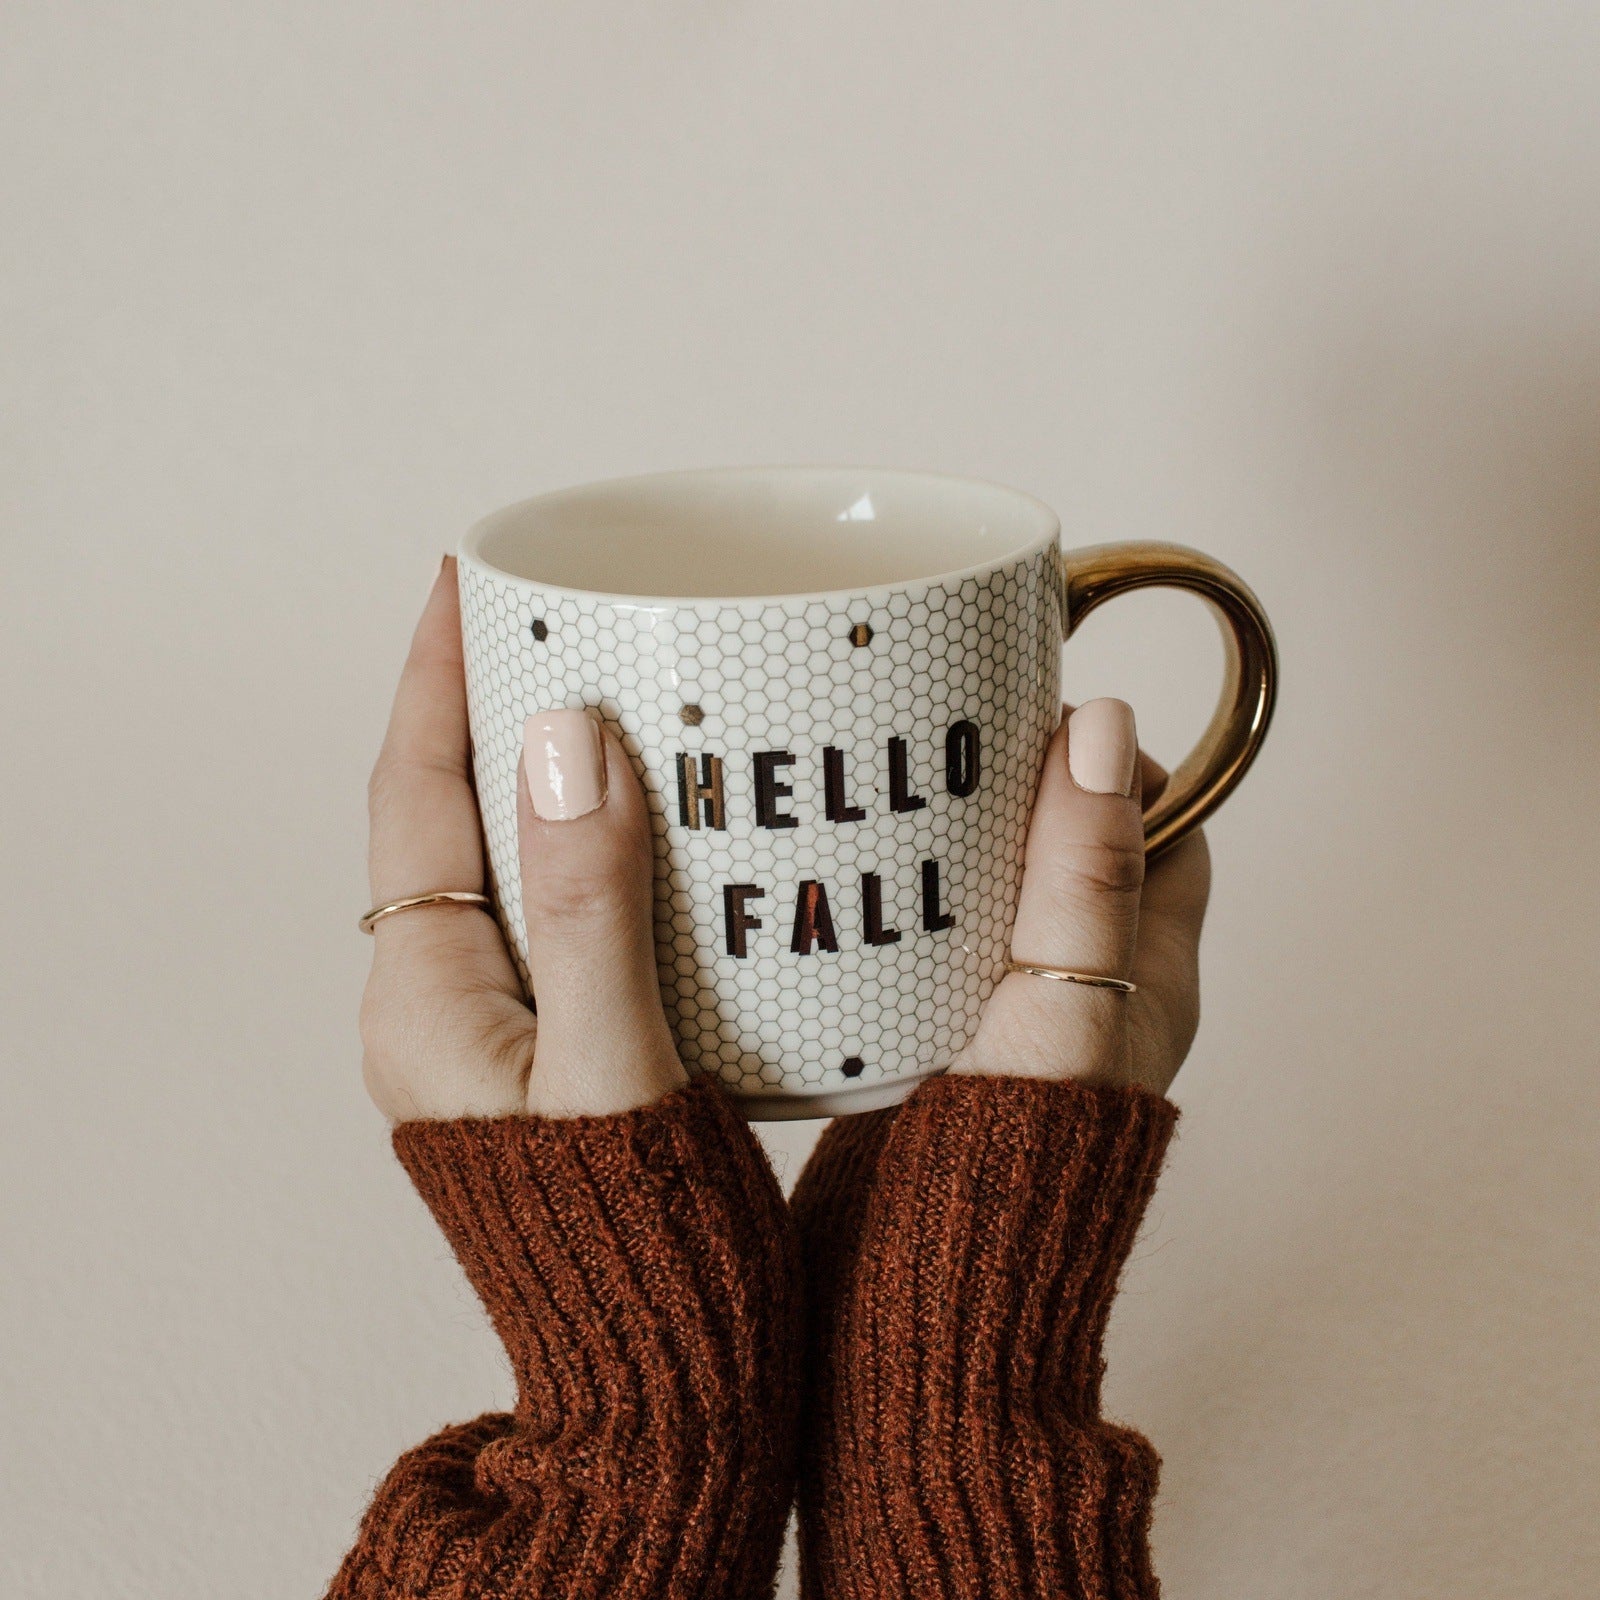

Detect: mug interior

[464,467,1059,600]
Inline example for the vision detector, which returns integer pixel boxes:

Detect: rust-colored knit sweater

[328,1073,1175,1598]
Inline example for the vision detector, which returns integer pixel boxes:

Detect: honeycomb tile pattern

[458,543,1063,1114]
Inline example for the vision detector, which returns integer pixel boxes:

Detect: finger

[1062,700,1206,951]
[370,559,475,894]
[361,559,529,1106]
[361,559,531,1119]
[1127,826,1210,1091]
[366,560,518,978]
[1013,697,1145,976]
[516,710,688,1117]
[955,698,1145,1083]
[1137,826,1210,953]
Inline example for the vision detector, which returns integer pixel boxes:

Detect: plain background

[3,5,1597,1596]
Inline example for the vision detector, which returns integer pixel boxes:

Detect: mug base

[726,1070,943,1121]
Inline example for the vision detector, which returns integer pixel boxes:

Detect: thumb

[954,698,1145,1085]
[517,709,688,1116]
[1015,696,1145,976]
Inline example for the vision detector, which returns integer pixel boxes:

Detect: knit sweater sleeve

[325,1080,801,1600]
[789,1071,1178,1600]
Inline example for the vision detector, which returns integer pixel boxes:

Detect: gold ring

[359,890,492,935]
[1003,960,1137,993]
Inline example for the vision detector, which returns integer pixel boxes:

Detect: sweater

[327,1072,1176,1598]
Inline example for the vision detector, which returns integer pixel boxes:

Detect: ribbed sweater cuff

[877,1071,1178,1413]
[392,1079,799,1476]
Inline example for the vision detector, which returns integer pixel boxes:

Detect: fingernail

[523,709,608,820]
[1068,699,1138,796]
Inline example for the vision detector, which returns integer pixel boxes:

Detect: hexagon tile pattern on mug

[459,546,1061,1111]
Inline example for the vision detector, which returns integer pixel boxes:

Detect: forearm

[791,1072,1177,1600]
[328,1080,801,1600]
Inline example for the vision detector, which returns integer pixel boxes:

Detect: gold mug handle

[1061,543,1279,859]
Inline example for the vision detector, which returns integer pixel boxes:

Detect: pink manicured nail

[523,710,608,820]
[1067,699,1138,796]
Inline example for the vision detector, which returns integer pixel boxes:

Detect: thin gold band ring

[1003,961,1137,993]
[359,890,492,935]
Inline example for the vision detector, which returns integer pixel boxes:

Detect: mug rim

[458,464,1063,607]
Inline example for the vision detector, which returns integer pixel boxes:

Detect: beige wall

[3,6,1597,1595]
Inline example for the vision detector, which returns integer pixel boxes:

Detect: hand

[949,698,1210,1096]
[359,558,687,1122]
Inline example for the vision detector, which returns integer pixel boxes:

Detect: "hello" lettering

[680,721,982,959]
[675,720,981,831]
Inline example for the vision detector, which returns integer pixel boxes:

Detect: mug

[458,467,1276,1118]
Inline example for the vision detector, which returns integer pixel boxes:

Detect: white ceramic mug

[458,467,1276,1118]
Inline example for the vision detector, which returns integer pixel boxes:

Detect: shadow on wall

[1127,320,1600,1592]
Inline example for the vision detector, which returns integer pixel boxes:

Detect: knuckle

[522,850,640,931]
[367,748,463,818]
[1056,836,1147,898]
